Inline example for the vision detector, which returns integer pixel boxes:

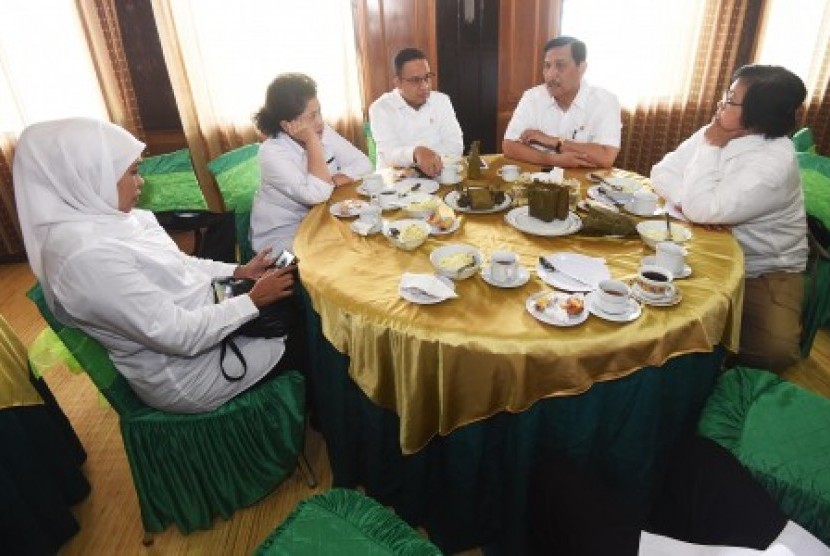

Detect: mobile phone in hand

[274,249,298,269]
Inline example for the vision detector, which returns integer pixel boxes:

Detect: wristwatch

[553,138,563,154]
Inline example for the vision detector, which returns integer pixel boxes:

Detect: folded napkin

[351,220,378,236]
[548,167,564,184]
[400,273,458,300]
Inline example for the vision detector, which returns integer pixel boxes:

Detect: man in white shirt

[369,47,464,177]
[503,36,621,168]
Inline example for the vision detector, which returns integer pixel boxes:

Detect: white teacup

[497,164,521,183]
[630,190,658,215]
[362,173,385,194]
[655,242,686,276]
[358,204,381,225]
[490,250,519,284]
[596,279,630,314]
[635,264,676,299]
[373,190,399,210]
[440,163,464,185]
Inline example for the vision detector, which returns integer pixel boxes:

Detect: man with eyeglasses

[369,47,463,177]
[503,36,621,168]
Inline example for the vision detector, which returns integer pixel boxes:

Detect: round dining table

[294,156,745,553]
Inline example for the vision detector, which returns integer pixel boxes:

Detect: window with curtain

[0,1,108,136]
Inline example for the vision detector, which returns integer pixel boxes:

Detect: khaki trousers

[737,272,803,372]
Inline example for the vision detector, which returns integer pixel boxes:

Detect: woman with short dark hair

[651,65,808,372]
[250,73,372,255]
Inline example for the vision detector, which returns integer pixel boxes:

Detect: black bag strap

[219,336,247,382]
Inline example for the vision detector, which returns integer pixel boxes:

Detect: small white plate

[429,217,461,235]
[444,190,513,214]
[504,207,582,237]
[525,292,589,327]
[536,264,593,293]
[586,185,623,207]
[330,199,370,218]
[481,265,531,288]
[630,283,683,306]
[349,220,381,235]
[586,291,642,323]
[543,253,610,289]
[395,178,440,196]
[399,275,456,305]
[642,255,692,279]
[622,201,666,217]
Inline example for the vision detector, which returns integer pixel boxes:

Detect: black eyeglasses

[720,92,743,107]
[400,72,435,86]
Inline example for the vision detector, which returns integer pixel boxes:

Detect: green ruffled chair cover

[792,127,816,154]
[26,283,306,534]
[798,152,830,355]
[207,143,261,263]
[363,122,377,168]
[256,489,441,555]
[137,148,208,212]
[697,367,830,545]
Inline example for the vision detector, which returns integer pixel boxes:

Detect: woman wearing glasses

[251,73,372,256]
[650,65,808,372]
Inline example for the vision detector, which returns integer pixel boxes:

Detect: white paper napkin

[400,273,458,300]
[547,167,564,184]
[351,220,377,236]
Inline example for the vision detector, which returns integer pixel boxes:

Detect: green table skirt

[302,290,723,554]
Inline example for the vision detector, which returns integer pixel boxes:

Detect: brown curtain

[801,36,830,155]
[617,0,754,176]
[0,143,23,261]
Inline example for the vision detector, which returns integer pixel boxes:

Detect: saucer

[481,266,531,288]
[642,255,692,279]
[623,201,665,217]
[525,292,589,327]
[585,291,642,323]
[349,220,381,236]
[330,199,370,218]
[630,283,682,306]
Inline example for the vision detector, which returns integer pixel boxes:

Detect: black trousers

[527,436,787,555]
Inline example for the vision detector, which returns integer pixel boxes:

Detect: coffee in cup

[362,173,385,194]
[630,190,658,215]
[497,164,521,183]
[635,264,676,299]
[596,279,630,314]
[490,250,519,284]
[655,242,686,275]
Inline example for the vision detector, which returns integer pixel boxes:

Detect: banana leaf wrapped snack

[528,181,569,222]
[579,204,639,237]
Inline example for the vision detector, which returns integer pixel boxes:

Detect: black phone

[274,249,298,269]
[540,166,555,172]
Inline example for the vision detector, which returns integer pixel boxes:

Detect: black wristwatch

[553,138,563,154]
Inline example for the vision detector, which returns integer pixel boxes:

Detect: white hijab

[13,118,145,321]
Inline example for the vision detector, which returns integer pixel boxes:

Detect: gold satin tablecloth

[294,157,744,454]
[0,314,44,410]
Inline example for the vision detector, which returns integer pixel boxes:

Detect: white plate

[586,185,623,207]
[394,178,440,196]
[429,217,461,235]
[541,252,610,289]
[622,201,665,217]
[536,266,594,293]
[329,199,370,218]
[586,291,642,322]
[525,292,589,327]
[481,265,530,288]
[577,198,619,214]
[349,220,381,235]
[642,255,692,279]
[630,283,683,306]
[399,275,456,305]
[504,207,582,237]
[444,190,513,214]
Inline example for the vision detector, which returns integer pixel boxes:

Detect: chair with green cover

[798,152,830,356]
[207,144,261,264]
[255,488,442,555]
[697,367,830,546]
[792,127,816,154]
[26,282,309,542]
[363,121,377,169]
[137,148,208,212]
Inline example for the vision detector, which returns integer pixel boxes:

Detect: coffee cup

[655,242,686,275]
[635,264,676,299]
[596,279,630,314]
[374,190,399,210]
[362,173,385,194]
[440,163,464,185]
[490,250,519,284]
[358,204,381,225]
[630,190,658,215]
[497,164,521,183]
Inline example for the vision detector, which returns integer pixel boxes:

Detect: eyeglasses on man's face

[720,91,743,107]
[400,72,435,86]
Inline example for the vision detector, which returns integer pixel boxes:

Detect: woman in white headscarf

[14,118,296,413]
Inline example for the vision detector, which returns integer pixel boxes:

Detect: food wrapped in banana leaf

[580,204,639,237]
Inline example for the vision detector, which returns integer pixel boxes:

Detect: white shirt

[504,82,622,149]
[650,129,807,277]
[369,89,464,169]
[250,125,372,254]
[639,521,830,555]
[45,210,284,413]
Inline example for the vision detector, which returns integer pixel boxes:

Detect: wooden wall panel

[496,0,560,147]
[353,0,437,116]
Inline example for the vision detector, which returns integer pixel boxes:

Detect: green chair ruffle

[137,148,208,212]
[698,367,830,546]
[26,283,306,534]
[256,488,442,555]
